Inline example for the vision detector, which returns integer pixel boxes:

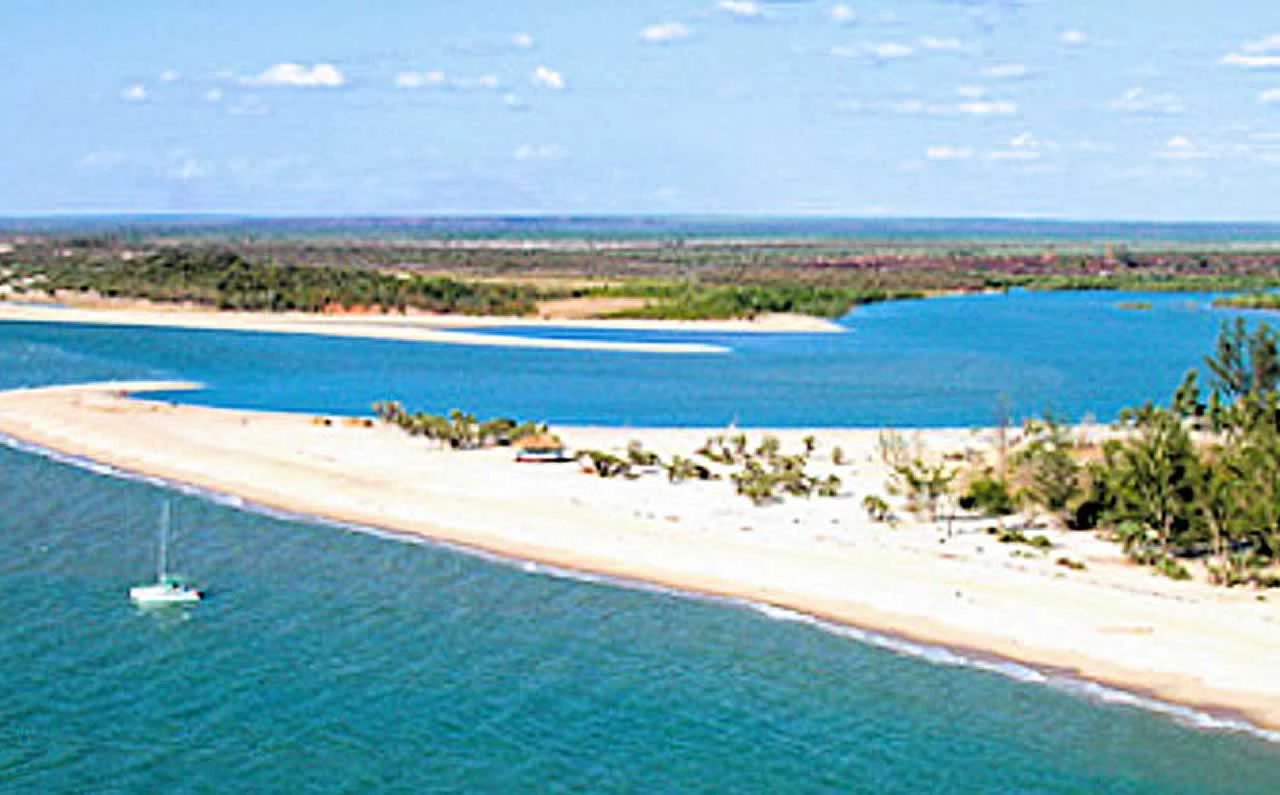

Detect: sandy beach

[0,381,1277,732]
[0,299,842,354]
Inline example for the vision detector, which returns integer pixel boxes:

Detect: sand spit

[1,381,1277,733]
[0,303,733,354]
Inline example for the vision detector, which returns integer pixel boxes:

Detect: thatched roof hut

[514,434,568,462]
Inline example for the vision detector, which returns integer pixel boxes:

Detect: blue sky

[3,0,1279,219]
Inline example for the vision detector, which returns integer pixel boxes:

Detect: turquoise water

[3,291,1280,791]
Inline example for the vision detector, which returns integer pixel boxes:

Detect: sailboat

[129,500,203,605]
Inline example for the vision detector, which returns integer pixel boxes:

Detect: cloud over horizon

[241,63,345,88]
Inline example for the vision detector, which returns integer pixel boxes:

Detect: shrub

[960,474,1016,517]
[1154,557,1191,581]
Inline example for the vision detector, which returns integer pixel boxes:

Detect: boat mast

[158,500,170,580]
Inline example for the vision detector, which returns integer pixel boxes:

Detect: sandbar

[1,381,1277,734]
[0,302,733,354]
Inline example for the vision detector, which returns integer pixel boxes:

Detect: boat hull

[129,584,203,605]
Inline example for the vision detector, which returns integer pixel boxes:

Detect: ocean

[2,290,1280,792]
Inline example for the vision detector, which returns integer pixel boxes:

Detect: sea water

[0,289,1255,427]
[2,291,1280,792]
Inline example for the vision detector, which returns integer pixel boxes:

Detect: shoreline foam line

[1,428,1277,745]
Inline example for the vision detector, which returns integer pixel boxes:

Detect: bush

[997,528,1053,550]
[1154,557,1191,581]
[1056,557,1087,571]
[960,474,1016,517]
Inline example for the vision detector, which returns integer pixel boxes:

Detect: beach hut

[514,434,568,463]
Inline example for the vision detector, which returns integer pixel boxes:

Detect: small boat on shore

[130,501,203,606]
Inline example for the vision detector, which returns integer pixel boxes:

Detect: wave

[3,430,1277,745]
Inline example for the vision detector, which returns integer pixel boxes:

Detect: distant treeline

[3,247,548,314]
[1211,293,1280,311]
[6,235,1280,319]
[594,282,922,320]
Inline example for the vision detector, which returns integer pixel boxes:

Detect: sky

[2,0,1279,220]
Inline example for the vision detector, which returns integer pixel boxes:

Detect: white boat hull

[129,583,203,605]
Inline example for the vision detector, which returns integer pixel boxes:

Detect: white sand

[0,300,841,353]
[1,381,1277,731]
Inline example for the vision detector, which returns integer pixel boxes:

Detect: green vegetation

[594,282,922,320]
[1004,319,1280,587]
[1116,300,1153,311]
[525,430,846,505]
[862,494,892,523]
[991,527,1054,550]
[372,401,549,449]
[878,431,956,521]
[13,247,549,314]
[1211,293,1280,312]
[959,473,1016,517]
[7,232,1280,322]
[1012,414,1082,518]
[578,449,634,479]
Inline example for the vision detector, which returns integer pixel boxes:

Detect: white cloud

[1059,30,1088,46]
[121,84,147,102]
[512,32,534,49]
[830,4,855,24]
[1107,87,1185,115]
[718,1,763,18]
[204,88,223,103]
[531,65,565,90]
[395,70,447,89]
[1222,34,1280,69]
[641,22,691,43]
[833,38,968,62]
[926,145,973,161]
[852,96,1017,117]
[242,63,345,88]
[987,149,1040,161]
[871,42,913,59]
[918,36,964,52]
[514,143,568,161]
[1221,53,1280,69]
[982,63,1028,79]
[395,70,497,91]
[1156,135,1209,160]
[1010,132,1037,148]
[503,93,528,111]
[159,70,180,83]
[78,150,125,169]
[987,132,1054,161]
[957,99,1017,115]
[1262,88,1280,104]
[956,85,986,99]
[1073,139,1116,154]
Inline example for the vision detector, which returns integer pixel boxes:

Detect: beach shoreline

[0,298,844,345]
[1,381,1277,735]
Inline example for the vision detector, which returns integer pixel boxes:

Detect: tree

[1204,318,1280,401]
[887,458,956,521]
[1197,451,1254,584]
[1012,413,1080,517]
[1097,408,1199,560]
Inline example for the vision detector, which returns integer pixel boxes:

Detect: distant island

[4,226,1280,321]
